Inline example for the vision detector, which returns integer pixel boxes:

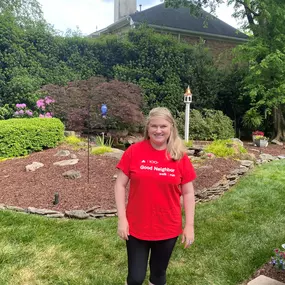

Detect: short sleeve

[179,154,196,185]
[116,145,133,177]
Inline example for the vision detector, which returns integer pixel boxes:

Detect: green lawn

[0,160,285,285]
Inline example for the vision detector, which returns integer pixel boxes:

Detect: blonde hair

[144,107,186,161]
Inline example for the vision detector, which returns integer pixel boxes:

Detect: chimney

[114,0,137,22]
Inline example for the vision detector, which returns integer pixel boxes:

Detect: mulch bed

[1,141,285,284]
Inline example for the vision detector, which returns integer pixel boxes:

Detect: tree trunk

[273,106,285,141]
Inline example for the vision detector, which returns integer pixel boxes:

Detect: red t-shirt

[116,140,196,241]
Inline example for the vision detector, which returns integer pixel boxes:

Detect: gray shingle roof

[130,4,247,40]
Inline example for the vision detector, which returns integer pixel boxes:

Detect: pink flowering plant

[271,246,285,270]
[252,130,264,136]
[14,103,34,118]
[36,96,55,118]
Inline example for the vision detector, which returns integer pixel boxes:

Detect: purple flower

[39,114,44,118]
[16,103,26,109]
[36,99,45,108]
[19,110,24,114]
[25,110,33,116]
[14,111,19,116]
[45,96,55,105]
[45,112,52,118]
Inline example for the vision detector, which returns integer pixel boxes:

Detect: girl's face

[148,116,171,149]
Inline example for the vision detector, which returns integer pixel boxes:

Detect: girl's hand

[117,217,129,240]
[181,225,194,249]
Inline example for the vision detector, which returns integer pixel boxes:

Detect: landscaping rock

[260,154,276,162]
[240,160,254,169]
[6,206,26,212]
[0,204,5,210]
[247,275,285,285]
[86,205,101,213]
[54,150,70,157]
[102,148,124,160]
[64,131,76,137]
[27,207,62,215]
[70,154,77,159]
[89,213,105,218]
[271,139,284,146]
[53,159,79,166]
[25,162,44,172]
[65,210,89,219]
[95,209,117,214]
[46,213,65,218]
[62,170,81,179]
[231,138,244,146]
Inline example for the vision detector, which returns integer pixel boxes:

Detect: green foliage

[176,109,235,140]
[204,139,236,157]
[65,135,83,146]
[91,146,113,155]
[0,118,64,157]
[114,27,219,114]
[0,104,13,119]
[95,135,113,147]
[242,108,264,129]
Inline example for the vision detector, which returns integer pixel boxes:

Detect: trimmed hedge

[0,118,64,158]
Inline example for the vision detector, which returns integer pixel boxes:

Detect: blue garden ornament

[101,104,107,118]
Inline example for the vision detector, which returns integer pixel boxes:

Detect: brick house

[89,0,248,66]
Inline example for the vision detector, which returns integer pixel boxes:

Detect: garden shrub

[65,135,83,146]
[204,139,247,158]
[176,109,235,140]
[91,146,113,155]
[0,118,64,158]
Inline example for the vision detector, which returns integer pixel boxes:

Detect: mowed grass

[0,160,285,285]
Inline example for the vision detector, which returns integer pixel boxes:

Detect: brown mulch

[0,142,285,213]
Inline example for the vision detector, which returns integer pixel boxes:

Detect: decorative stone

[27,207,62,215]
[278,155,285,159]
[70,154,77,159]
[231,138,244,146]
[86,205,101,213]
[64,131,76,137]
[46,213,65,218]
[95,209,117,214]
[0,204,5,210]
[259,153,276,162]
[65,210,89,219]
[89,213,105,218]
[271,139,283,146]
[54,150,70,157]
[6,206,26,212]
[247,275,285,285]
[53,159,79,166]
[25,162,44,172]
[62,170,81,179]
[226,174,239,180]
[240,160,254,169]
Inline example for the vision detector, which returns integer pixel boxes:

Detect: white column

[185,102,190,142]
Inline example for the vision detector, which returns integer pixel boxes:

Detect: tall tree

[165,0,285,140]
[0,0,44,26]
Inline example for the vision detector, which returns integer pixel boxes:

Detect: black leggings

[126,235,178,285]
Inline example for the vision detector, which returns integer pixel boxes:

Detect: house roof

[130,4,247,41]
[89,3,248,42]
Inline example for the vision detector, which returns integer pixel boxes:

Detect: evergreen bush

[0,118,64,158]
[176,109,235,140]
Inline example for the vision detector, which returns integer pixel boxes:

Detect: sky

[37,0,240,36]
